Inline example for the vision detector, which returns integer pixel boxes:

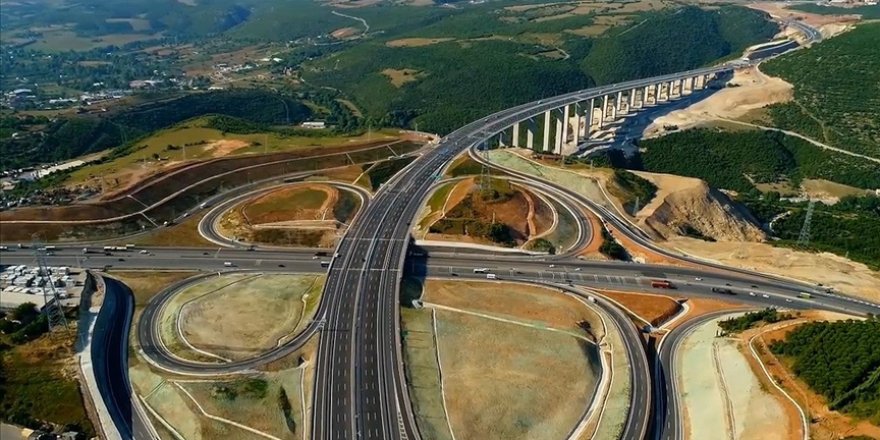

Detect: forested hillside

[637,128,880,193]
[582,7,777,84]
[771,319,880,423]
[761,23,880,157]
[304,5,777,134]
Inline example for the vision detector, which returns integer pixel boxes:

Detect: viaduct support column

[561,104,570,149]
[629,89,637,110]
[543,110,552,152]
[511,122,520,148]
[554,110,564,154]
[586,98,594,136]
[526,119,535,150]
[600,95,608,129]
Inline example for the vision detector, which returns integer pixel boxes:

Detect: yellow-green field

[65,117,399,187]
[156,273,324,362]
[24,28,164,52]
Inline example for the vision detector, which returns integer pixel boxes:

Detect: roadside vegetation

[717,308,793,333]
[0,304,94,435]
[610,169,656,215]
[770,319,880,423]
[637,128,880,193]
[745,195,880,269]
[761,23,880,157]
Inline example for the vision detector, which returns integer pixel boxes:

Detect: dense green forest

[745,195,880,269]
[637,128,880,193]
[761,23,880,157]
[304,6,777,134]
[582,7,777,84]
[770,319,880,423]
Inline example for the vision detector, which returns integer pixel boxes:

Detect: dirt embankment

[644,66,794,137]
[631,171,766,242]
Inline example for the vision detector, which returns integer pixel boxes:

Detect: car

[312,256,319,260]
[203,252,209,256]
[224,261,234,267]
[549,264,556,268]
[118,258,125,262]
[139,249,149,254]
[574,267,581,271]
[748,291,756,296]
[725,283,732,286]
[761,294,770,299]
[750,285,758,288]
[694,277,703,281]
[785,298,793,303]
[278,264,285,268]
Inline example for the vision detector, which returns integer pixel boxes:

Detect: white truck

[486,273,497,280]
[473,268,489,274]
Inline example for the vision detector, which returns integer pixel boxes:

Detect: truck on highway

[712,287,736,295]
[223,261,234,267]
[486,274,497,280]
[651,280,676,289]
[798,292,812,299]
[320,261,330,268]
[473,268,489,274]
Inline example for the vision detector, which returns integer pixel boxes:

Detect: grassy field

[436,309,598,440]
[162,273,324,361]
[25,29,164,52]
[242,185,332,224]
[130,343,314,440]
[408,280,602,439]
[400,308,455,440]
[65,117,400,188]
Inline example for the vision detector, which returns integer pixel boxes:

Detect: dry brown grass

[599,289,681,327]
[241,184,334,225]
[424,279,598,335]
[131,211,214,247]
[381,68,425,87]
[110,271,199,307]
[437,309,599,440]
[386,38,454,47]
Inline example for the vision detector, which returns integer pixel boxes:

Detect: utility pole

[633,196,640,216]
[796,199,816,248]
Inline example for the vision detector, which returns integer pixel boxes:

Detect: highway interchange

[1,19,874,440]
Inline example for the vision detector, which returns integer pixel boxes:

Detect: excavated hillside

[631,171,766,242]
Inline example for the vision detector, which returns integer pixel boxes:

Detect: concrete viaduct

[490,70,722,155]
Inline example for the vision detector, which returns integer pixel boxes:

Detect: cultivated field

[158,273,324,361]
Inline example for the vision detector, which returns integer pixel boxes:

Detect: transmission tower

[479,140,492,196]
[796,199,816,248]
[32,239,68,332]
[632,196,640,216]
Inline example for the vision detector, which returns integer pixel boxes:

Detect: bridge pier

[511,121,520,147]
[543,110,552,152]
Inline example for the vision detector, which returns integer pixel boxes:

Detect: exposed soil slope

[631,171,766,242]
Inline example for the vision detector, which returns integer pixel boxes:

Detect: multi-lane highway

[0,19,848,440]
